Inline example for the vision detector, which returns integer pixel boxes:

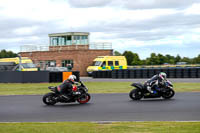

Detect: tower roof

[48,32,89,37]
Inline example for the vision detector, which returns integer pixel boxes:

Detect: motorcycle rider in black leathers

[144,72,167,93]
[57,75,76,100]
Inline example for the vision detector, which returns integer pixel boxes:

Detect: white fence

[20,45,49,52]
[89,42,112,50]
[20,42,112,52]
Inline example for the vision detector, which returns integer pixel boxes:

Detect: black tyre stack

[175,68,183,78]
[183,68,189,78]
[91,67,200,79]
[129,69,135,78]
[197,68,200,78]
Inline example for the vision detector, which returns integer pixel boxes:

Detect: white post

[18,54,22,71]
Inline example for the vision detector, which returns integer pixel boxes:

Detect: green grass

[0,122,200,133]
[173,83,200,92]
[0,82,200,95]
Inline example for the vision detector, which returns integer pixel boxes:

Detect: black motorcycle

[43,81,91,105]
[129,80,175,100]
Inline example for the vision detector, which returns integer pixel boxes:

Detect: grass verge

[0,82,200,95]
[0,122,200,133]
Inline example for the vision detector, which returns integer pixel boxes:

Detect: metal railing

[89,42,112,50]
[20,42,112,52]
[20,45,49,52]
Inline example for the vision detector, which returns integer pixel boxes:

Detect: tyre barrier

[0,71,80,83]
[92,67,200,78]
[49,71,80,82]
[92,71,112,78]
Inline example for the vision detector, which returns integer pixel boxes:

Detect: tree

[131,53,141,65]
[146,53,160,65]
[122,51,134,65]
[119,50,199,65]
[181,57,192,64]
[0,49,18,58]
[157,53,167,65]
[0,49,7,58]
[140,60,146,65]
[193,54,200,64]
[175,55,181,63]
[165,54,175,64]
[113,51,122,56]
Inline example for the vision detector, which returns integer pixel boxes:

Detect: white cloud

[68,0,110,8]
[67,0,199,9]
[0,36,40,43]
[13,26,39,35]
[0,0,70,21]
[184,3,200,15]
[0,0,199,58]
[0,38,24,43]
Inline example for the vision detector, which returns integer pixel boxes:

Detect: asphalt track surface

[0,93,200,122]
[80,77,200,83]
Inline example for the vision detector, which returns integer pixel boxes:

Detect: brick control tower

[20,32,113,76]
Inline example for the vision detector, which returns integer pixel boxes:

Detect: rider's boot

[61,94,70,101]
[147,86,154,93]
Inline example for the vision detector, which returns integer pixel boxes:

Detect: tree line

[1,49,200,65]
[114,51,200,65]
[0,49,18,58]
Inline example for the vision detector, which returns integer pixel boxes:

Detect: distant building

[20,32,113,76]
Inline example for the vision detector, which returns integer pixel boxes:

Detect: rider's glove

[168,86,173,89]
[74,82,79,85]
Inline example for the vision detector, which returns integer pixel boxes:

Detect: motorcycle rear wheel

[162,89,175,99]
[129,89,143,100]
[77,93,91,104]
[43,92,57,105]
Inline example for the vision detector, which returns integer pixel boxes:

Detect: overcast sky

[0,0,200,59]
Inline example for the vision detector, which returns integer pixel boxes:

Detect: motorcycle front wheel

[129,89,143,100]
[43,92,57,105]
[77,93,91,104]
[162,89,175,99]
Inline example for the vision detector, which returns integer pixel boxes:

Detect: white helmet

[159,72,167,80]
[68,75,76,81]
